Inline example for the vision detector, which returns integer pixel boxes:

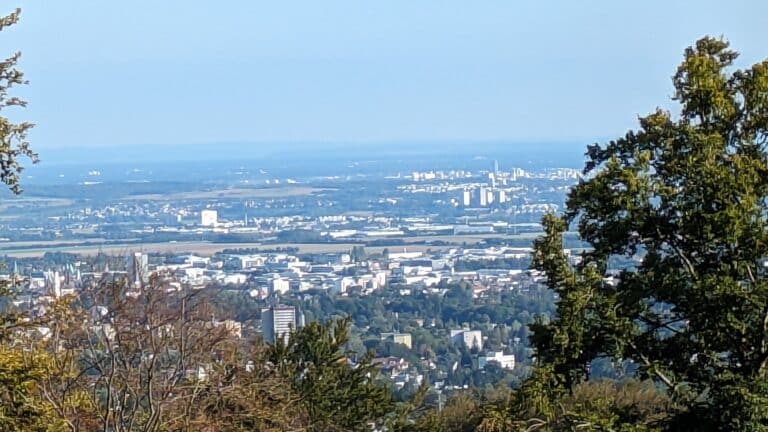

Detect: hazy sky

[4,1,768,150]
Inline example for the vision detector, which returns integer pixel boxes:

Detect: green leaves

[267,317,396,432]
[528,36,768,430]
[0,8,37,195]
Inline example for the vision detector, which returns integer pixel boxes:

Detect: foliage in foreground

[519,36,768,431]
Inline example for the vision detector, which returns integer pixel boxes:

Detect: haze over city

[7,0,768,156]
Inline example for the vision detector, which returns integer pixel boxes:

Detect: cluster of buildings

[149,245,537,297]
[6,241,543,310]
[0,160,578,248]
[0,160,587,394]
[5,240,534,388]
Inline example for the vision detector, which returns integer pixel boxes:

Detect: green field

[0,231,554,258]
[125,186,328,201]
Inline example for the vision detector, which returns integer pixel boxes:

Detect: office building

[381,332,413,349]
[478,351,515,370]
[462,189,472,207]
[261,305,302,344]
[127,252,149,285]
[497,189,507,204]
[450,329,483,349]
[201,209,218,227]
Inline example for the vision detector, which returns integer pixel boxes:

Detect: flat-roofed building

[261,305,301,344]
[201,209,218,227]
[381,332,413,349]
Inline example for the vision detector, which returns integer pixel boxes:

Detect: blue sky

[4,1,768,151]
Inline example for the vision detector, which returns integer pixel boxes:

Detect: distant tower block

[486,188,495,205]
[497,189,507,204]
[462,189,472,207]
[127,252,149,285]
[201,209,218,227]
[479,187,489,207]
[261,305,300,344]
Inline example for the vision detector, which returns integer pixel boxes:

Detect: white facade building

[261,305,298,344]
[270,277,291,295]
[462,189,472,207]
[478,351,516,370]
[201,209,218,227]
[450,329,483,349]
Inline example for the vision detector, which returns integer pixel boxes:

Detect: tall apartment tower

[261,305,301,344]
[127,252,149,285]
[479,187,489,206]
[462,189,472,207]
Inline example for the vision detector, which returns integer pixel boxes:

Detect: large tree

[36,276,308,432]
[0,8,59,432]
[0,5,36,339]
[0,8,37,195]
[267,317,397,432]
[527,37,768,431]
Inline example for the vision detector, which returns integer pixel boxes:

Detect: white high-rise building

[261,305,301,344]
[126,252,149,285]
[462,189,472,207]
[201,209,218,227]
[479,188,488,206]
